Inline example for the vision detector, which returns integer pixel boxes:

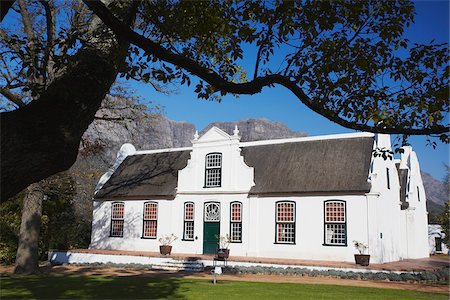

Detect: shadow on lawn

[1,271,197,299]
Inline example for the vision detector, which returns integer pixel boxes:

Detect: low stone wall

[221,265,449,283]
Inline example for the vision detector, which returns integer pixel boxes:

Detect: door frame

[203,202,221,254]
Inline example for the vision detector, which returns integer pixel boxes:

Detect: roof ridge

[134,147,193,155]
[133,132,375,154]
[240,132,374,147]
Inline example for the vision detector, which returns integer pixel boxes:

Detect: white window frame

[110,202,124,237]
[205,153,222,187]
[183,202,195,241]
[143,202,158,239]
[230,202,242,242]
[324,200,347,246]
[275,201,295,244]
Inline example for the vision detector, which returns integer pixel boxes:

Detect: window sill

[141,237,157,239]
[181,239,195,242]
[274,242,296,245]
[322,243,347,247]
[109,235,123,238]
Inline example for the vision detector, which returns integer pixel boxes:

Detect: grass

[0,273,447,300]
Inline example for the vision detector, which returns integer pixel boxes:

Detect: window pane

[277,223,295,243]
[111,203,124,237]
[325,224,346,245]
[231,223,242,242]
[185,203,194,221]
[206,154,222,168]
[325,202,345,223]
[143,220,157,238]
[205,169,221,187]
[277,202,294,222]
[112,203,124,219]
[231,203,241,222]
[111,220,124,237]
[144,203,157,220]
[184,221,194,240]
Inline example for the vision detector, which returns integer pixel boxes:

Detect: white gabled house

[428,225,449,255]
[90,127,429,263]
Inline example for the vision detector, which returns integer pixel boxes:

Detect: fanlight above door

[204,202,220,222]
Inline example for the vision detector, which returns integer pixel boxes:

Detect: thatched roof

[94,151,190,200]
[241,137,374,195]
[95,136,374,199]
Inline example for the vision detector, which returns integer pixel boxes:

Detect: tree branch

[0,86,26,107]
[0,29,27,62]
[84,0,449,136]
[38,0,56,84]
[17,0,37,65]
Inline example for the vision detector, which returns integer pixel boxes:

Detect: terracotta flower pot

[354,254,370,266]
[160,245,172,255]
[217,248,230,259]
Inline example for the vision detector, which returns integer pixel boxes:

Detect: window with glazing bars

[205,153,222,187]
[324,201,346,246]
[230,202,242,242]
[143,202,158,238]
[110,202,124,237]
[276,202,295,244]
[183,202,194,240]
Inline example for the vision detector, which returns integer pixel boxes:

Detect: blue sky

[129,1,449,181]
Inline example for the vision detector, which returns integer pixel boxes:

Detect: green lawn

[0,274,447,300]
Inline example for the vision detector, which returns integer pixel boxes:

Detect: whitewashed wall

[401,147,429,259]
[90,131,430,264]
[367,134,404,263]
[366,136,429,263]
[91,194,369,262]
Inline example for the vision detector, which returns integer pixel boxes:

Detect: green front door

[203,222,220,254]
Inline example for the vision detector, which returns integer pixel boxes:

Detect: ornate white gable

[178,126,254,193]
[193,126,239,145]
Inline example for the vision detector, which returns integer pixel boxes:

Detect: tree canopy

[1,0,448,200]
[86,0,449,137]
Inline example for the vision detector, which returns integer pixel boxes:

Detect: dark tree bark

[1,50,117,201]
[14,183,44,274]
[0,0,139,201]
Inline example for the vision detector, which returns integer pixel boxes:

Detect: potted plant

[216,234,231,259]
[353,240,370,266]
[159,234,178,255]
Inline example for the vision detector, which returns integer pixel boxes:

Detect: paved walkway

[61,249,449,272]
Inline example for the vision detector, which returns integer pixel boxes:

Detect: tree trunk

[0,0,139,201]
[14,183,44,274]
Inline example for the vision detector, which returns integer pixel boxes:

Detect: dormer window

[205,153,222,187]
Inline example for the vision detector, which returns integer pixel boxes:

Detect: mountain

[421,171,448,223]
[203,119,306,141]
[421,171,448,206]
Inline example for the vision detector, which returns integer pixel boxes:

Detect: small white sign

[214,266,222,275]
